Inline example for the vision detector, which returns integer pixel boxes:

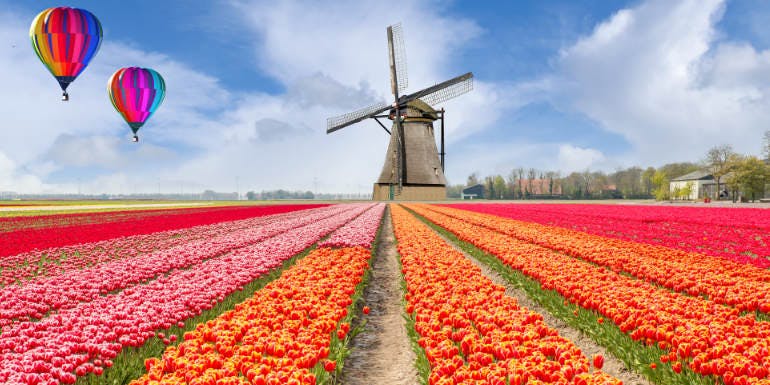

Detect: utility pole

[236,176,240,201]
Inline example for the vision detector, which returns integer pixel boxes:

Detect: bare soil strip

[342,207,418,385]
[429,223,652,385]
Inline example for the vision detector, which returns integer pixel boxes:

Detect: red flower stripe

[429,205,770,313]
[444,203,770,268]
[0,205,364,327]
[0,204,326,259]
[409,204,770,384]
[129,246,371,385]
[391,205,620,385]
[0,204,369,385]
[0,207,216,233]
[318,203,385,248]
[0,207,329,286]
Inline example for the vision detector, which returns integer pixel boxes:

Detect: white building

[669,170,718,200]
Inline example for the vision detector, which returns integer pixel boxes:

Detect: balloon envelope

[108,67,166,136]
[30,7,102,95]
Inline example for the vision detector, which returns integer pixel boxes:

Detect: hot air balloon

[108,67,166,142]
[30,7,103,101]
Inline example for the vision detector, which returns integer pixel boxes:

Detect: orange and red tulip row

[406,204,770,384]
[129,246,371,385]
[390,205,620,385]
[427,205,770,313]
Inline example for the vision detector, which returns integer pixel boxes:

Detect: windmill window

[434,167,438,176]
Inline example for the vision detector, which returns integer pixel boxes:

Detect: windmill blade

[326,101,390,133]
[402,72,473,107]
[388,23,408,94]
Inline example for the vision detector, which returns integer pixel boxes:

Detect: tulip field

[1,201,769,385]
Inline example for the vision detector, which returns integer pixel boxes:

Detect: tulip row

[129,245,371,385]
[0,204,370,385]
[0,205,327,286]
[445,203,770,268]
[410,204,770,384]
[430,205,770,313]
[0,205,365,327]
[0,206,201,233]
[318,203,385,248]
[0,204,326,259]
[391,205,620,385]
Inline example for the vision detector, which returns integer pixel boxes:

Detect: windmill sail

[327,101,390,133]
[403,72,473,106]
[388,23,408,94]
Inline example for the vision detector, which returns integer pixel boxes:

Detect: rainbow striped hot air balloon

[30,7,102,101]
[108,67,166,142]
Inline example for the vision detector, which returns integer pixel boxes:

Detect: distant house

[669,170,722,200]
[461,184,485,200]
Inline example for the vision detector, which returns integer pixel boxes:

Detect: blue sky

[1,0,769,194]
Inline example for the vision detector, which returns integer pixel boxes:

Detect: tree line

[448,131,770,201]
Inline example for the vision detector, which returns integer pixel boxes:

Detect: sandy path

[429,224,652,385]
[0,202,209,212]
[342,207,418,385]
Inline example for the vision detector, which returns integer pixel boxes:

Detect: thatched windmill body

[326,23,473,200]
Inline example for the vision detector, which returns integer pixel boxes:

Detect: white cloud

[552,0,770,166]
[556,144,606,172]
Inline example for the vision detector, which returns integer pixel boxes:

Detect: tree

[467,172,480,186]
[642,167,656,197]
[679,181,694,200]
[659,162,700,180]
[728,156,770,202]
[651,170,669,200]
[506,170,518,199]
[705,144,735,200]
[245,191,257,200]
[493,175,506,199]
[527,168,536,197]
[484,176,495,199]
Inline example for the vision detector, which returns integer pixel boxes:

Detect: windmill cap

[389,98,439,121]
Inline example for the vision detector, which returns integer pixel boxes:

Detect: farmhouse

[669,170,723,200]
[461,184,485,199]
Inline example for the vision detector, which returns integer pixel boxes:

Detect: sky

[1,0,770,195]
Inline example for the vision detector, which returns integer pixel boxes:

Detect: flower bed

[412,204,770,384]
[444,203,770,267]
[391,205,619,385]
[128,246,371,385]
[430,205,770,313]
[0,204,370,385]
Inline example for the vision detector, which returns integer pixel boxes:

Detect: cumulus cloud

[556,144,605,172]
[552,0,770,166]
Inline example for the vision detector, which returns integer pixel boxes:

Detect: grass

[404,205,716,385]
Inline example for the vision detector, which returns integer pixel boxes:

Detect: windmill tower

[326,23,473,201]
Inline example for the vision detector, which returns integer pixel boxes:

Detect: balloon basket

[132,135,139,143]
[61,92,69,102]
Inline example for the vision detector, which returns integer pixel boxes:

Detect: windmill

[326,23,473,200]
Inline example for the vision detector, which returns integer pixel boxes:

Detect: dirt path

[429,227,652,385]
[342,207,418,385]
